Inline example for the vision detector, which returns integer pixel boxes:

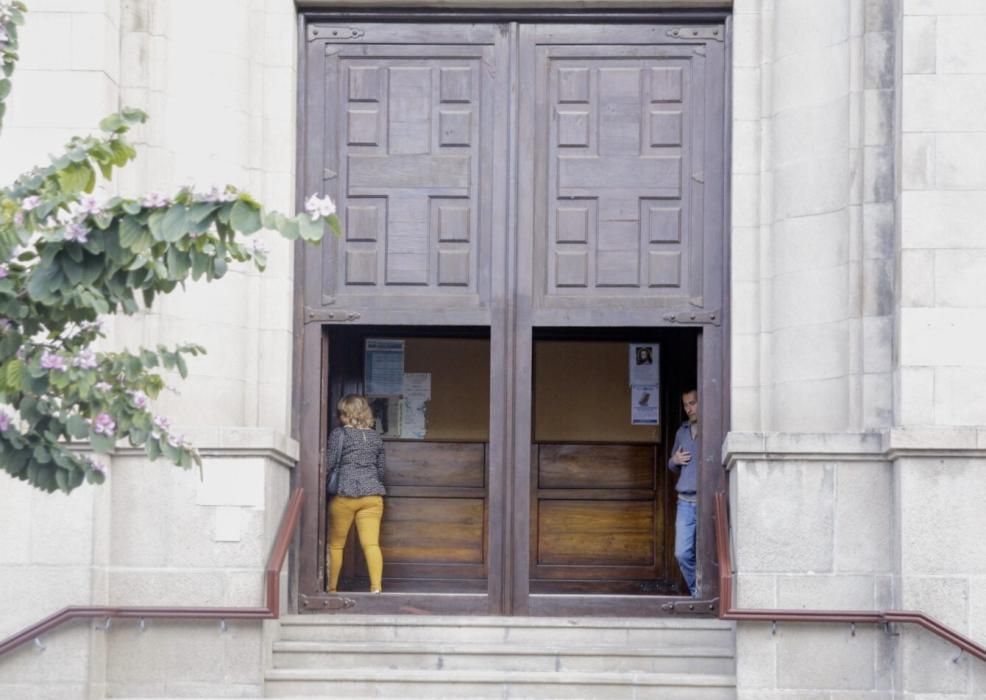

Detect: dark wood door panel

[536,500,656,566]
[382,496,486,565]
[387,441,486,488]
[538,444,655,489]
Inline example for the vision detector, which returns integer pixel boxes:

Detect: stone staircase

[265,614,736,698]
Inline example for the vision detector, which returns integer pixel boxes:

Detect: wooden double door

[296,15,728,616]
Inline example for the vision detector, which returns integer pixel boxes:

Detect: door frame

[293,9,731,617]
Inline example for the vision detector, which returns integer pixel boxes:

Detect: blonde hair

[337,394,374,429]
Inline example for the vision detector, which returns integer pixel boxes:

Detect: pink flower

[64,223,90,243]
[40,351,67,372]
[129,390,148,410]
[21,195,41,211]
[93,413,115,436]
[304,194,336,221]
[83,455,106,474]
[141,192,171,208]
[0,411,11,432]
[72,349,99,369]
[77,195,104,216]
[94,381,112,393]
[0,263,7,279]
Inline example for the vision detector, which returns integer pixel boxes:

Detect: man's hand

[671,447,691,466]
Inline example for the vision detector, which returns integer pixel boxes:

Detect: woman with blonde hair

[325,394,387,593]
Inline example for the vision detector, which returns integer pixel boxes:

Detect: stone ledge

[724,429,986,467]
[109,428,299,469]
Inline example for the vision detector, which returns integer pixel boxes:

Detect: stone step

[272,639,734,674]
[278,614,734,648]
[265,668,737,699]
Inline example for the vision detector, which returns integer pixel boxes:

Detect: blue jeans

[675,498,697,597]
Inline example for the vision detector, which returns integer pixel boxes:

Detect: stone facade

[1,0,985,698]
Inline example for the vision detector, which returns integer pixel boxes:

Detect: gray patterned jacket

[326,426,387,498]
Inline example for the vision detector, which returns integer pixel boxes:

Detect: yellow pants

[327,495,384,593]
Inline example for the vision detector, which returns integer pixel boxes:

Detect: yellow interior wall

[400,337,490,441]
[534,340,660,444]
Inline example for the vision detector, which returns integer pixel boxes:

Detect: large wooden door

[296,16,728,616]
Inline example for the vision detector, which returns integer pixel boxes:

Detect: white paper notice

[402,372,432,401]
[629,343,659,386]
[365,339,405,395]
[631,385,660,425]
[401,398,428,439]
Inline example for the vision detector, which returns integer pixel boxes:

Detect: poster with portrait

[629,343,659,386]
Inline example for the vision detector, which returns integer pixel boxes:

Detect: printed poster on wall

[364,338,404,396]
[631,385,660,425]
[400,372,431,440]
[629,343,659,386]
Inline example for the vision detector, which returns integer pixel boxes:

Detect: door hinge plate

[305,307,361,324]
[666,26,724,42]
[309,25,364,42]
[663,309,721,326]
[661,598,720,615]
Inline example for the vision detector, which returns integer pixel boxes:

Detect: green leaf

[66,414,90,439]
[230,200,262,234]
[5,359,23,389]
[175,353,188,379]
[0,79,11,101]
[298,214,325,242]
[33,445,51,464]
[160,204,188,242]
[57,162,94,194]
[90,432,115,453]
[119,216,143,248]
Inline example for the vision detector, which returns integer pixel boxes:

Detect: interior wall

[534,341,661,444]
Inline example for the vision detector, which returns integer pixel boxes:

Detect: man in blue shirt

[667,388,699,597]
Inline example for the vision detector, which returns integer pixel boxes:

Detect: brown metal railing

[715,491,986,663]
[0,487,305,658]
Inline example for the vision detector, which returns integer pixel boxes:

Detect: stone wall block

[862,201,894,261]
[864,31,895,90]
[776,625,876,690]
[733,172,762,228]
[732,226,760,283]
[900,459,986,575]
[733,120,763,176]
[862,317,893,374]
[861,372,893,428]
[735,573,776,608]
[903,75,986,132]
[773,0,850,61]
[934,368,986,425]
[934,249,986,307]
[771,323,848,384]
[774,153,851,220]
[935,133,986,190]
[937,16,986,74]
[735,625,777,688]
[863,89,893,147]
[777,574,877,609]
[899,629,971,694]
[863,145,895,204]
[772,266,850,331]
[861,258,894,317]
[772,100,850,167]
[773,45,850,115]
[902,576,968,629]
[106,623,230,683]
[834,461,892,573]
[732,333,760,389]
[771,209,849,275]
[108,570,225,607]
[735,461,835,573]
[901,133,935,191]
[902,15,935,75]
[899,249,934,308]
[770,376,850,433]
[900,308,986,367]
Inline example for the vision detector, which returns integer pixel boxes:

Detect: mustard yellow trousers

[327,495,384,593]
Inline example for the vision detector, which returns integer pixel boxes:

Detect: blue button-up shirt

[667,422,699,494]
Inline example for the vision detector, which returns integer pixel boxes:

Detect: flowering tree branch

[0,2,340,493]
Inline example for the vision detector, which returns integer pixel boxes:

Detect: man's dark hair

[682,387,697,396]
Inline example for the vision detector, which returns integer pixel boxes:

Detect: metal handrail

[0,487,305,658]
[714,491,986,663]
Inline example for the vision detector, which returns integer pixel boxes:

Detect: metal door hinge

[667,26,724,42]
[308,25,364,42]
[663,309,721,326]
[305,307,361,324]
[661,598,720,615]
